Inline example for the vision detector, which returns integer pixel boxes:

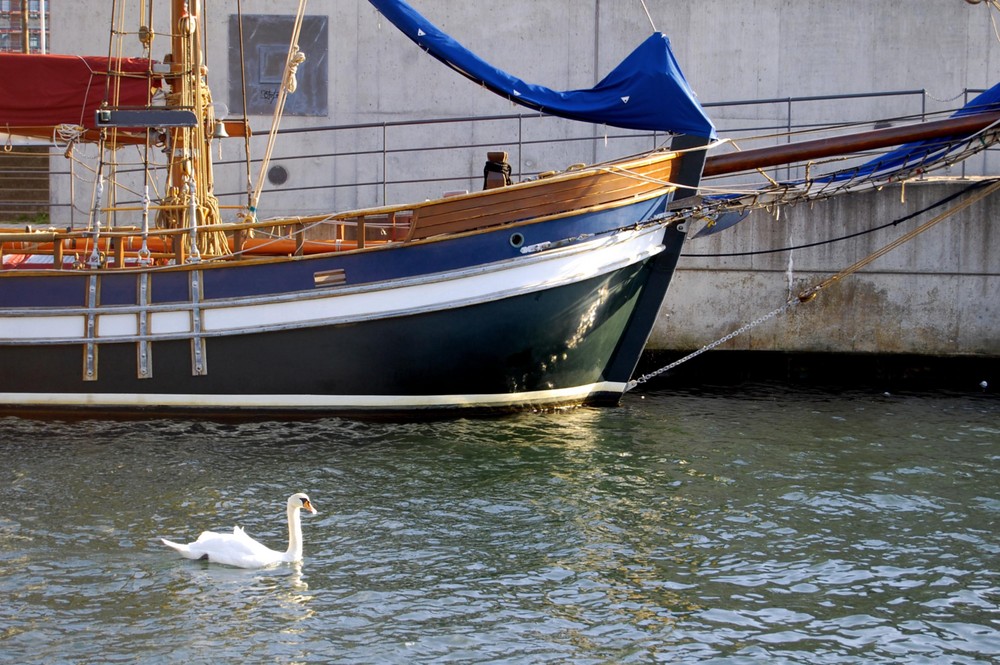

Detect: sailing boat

[0,0,996,417]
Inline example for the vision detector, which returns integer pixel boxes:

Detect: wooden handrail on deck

[0,210,415,269]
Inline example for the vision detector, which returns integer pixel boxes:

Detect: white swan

[161,493,317,569]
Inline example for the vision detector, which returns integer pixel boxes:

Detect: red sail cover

[0,53,158,140]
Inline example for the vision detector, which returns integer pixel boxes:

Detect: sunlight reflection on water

[0,388,997,663]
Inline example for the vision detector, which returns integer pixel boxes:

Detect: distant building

[0,0,49,53]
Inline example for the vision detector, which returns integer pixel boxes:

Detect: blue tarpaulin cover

[368,0,716,139]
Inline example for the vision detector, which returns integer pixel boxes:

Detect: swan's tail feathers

[161,538,201,560]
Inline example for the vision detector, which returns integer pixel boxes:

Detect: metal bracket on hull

[82,275,99,382]
[137,273,152,379]
[189,270,208,376]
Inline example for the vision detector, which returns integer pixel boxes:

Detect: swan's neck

[285,506,304,561]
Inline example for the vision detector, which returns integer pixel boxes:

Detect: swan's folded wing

[227,526,277,556]
[182,527,280,567]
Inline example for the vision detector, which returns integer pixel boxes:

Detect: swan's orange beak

[303,499,317,514]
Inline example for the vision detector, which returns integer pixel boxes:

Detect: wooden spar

[702,109,1000,177]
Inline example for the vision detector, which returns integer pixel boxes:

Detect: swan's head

[289,492,318,515]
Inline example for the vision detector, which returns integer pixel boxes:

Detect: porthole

[267,165,289,186]
[509,232,525,248]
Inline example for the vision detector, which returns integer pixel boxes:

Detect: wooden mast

[703,110,1000,178]
[163,0,224,259]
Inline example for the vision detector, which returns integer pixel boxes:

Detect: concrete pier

[655,180,1000,357]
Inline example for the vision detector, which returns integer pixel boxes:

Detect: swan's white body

[161,493,317,569]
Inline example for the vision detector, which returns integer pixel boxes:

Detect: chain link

[625,300,798,391]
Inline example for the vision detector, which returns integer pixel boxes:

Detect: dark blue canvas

[369,0,717,139]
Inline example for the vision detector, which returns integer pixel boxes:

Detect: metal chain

[625,300,798,391]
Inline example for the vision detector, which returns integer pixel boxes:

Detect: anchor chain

[625,300,799,391]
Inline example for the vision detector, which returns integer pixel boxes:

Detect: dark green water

[1,387,997,663]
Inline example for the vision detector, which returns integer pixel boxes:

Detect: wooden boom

[702,110,1000,177]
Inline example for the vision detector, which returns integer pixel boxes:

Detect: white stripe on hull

[0,382,628,411]
[0,225,667,345]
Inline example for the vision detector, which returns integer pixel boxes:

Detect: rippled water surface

[1,387,998,663]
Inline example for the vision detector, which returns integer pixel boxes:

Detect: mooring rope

[795,179,1000,302]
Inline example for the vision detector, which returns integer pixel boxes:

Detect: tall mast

[164,0,224,258]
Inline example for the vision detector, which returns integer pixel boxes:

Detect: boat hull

[0,221,686,417]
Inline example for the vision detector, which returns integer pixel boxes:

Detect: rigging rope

[236,0,254,213]
[691,115,1000,230]
[796,179,1000,302]
[638,0,657,32]
[683,179,998,258]
[248,0,310,221]
[967,0,1000,42]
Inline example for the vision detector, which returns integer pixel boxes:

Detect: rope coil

[285,49,307,93]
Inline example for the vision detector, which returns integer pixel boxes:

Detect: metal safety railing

[238,89,940,206]
[1,88,995,226]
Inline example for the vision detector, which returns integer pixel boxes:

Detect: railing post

[517,115,523,181]
[786,97,793,181]
[962,88,967,179]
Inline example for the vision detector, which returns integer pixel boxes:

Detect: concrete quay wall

[652,180,1000,357]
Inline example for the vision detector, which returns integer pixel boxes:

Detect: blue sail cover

[368,0,716,139]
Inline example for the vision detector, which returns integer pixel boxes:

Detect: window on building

[228,14,329,117]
